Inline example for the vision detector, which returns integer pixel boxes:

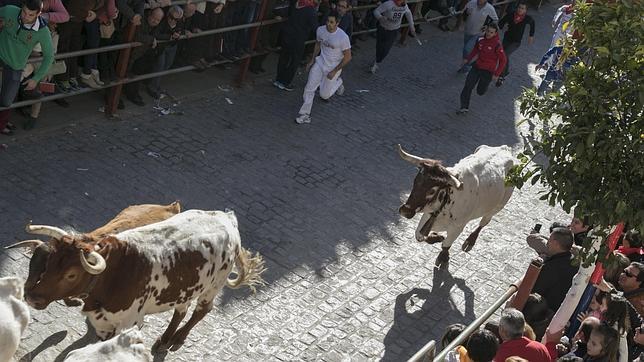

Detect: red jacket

[466,33,507,77]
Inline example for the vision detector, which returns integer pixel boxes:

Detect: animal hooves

[424,234,445,244]
[462,238,476,252]
[63,298,83,307]
[151,339,170,353]
[169,342,184,352]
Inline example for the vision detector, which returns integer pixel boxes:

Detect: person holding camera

[0,0,54,136]
[146,5,184,99]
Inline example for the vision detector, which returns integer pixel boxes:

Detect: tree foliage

[507,0,644,260]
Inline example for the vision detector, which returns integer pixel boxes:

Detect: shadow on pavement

[18,330,67,362]
[381,269,475,361]
[52,319,98,362]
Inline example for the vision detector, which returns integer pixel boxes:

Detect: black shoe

[126,93,145,106]
[117,99,125,110]
[438,23,451,32]
[495,77,505,87]
[14,107,29,118]
[54,98,70,108]
[22,116,37,130]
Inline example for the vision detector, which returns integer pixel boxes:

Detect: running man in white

[295,11,352,124]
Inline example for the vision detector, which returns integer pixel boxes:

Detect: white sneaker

[336,83,345,96]
[369,62,378,74]
[80,72,102,89]
[456,108,469,114]
[90,69,105,86]
[295,114,311,124]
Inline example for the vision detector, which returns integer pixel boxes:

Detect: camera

[533,223,542,233]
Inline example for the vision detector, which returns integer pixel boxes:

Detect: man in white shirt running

[295,11,352,124]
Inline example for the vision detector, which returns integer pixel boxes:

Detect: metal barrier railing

[431,282,519,362]
[405,282,517,362]
[2,0,513,113]
[407,340,436,362]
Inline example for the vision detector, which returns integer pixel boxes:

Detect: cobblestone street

[0,4,570,361]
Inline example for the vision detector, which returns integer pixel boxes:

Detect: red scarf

[513,11,526,24]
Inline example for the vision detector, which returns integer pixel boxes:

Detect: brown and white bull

[397,144,516,268]
[8,202,182,308]
[6,209,265,352]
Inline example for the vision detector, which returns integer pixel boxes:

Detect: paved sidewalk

[0,4,568,361]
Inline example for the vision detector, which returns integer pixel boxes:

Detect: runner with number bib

[370,0,415,74]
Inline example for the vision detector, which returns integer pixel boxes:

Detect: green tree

[508,0,643,262]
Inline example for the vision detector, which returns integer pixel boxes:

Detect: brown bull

[7,202,181,306]
[8,209,265,352]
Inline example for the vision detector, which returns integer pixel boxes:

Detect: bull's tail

[226,246,266,292]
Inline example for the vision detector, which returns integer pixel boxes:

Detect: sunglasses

[623,269,636,278]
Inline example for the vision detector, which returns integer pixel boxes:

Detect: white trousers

[298,61,343,116]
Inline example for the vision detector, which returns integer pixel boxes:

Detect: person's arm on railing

[29,32,55,85]
[404,5,415,35]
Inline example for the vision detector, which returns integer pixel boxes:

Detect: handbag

[100,21,116,39]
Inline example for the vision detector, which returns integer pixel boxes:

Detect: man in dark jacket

[124,7,163,106]
[177,2,209,69]
[496,0,535,86]
[532,227,579,312]
[273,0,318,91]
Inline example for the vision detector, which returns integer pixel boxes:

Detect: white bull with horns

[397,144,517,268]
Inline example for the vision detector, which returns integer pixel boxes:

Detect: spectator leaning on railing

[123,7,162,106]
[17,0,69,130]
[0,0,54,136]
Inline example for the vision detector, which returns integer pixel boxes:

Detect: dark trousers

[83,19,101,73]
[204,3,225,61]
[99,31,120,81]
[148,45,178,92]
[375,24,399,63]
[501,39,521,77]
[0,60,22,129]
[460,66,493,109]
[124,54,153,97]
[422,0,450,26]
[275,36,306,85]
[55,21,84,81]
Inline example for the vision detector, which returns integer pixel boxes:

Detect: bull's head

[5,224,107,310]
[397,144,463,219]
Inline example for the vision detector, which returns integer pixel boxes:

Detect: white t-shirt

[464,0,498,36]
[316,25,351,69]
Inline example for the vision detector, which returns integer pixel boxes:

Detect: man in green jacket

[0,0,54,135]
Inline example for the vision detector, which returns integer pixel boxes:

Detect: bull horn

[4,239,44,251]
[79,250,106,275]
[25,223,69,239]
[448,172,463,190]
[396,144,425,166]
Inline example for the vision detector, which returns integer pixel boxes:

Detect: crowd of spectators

[439,217,643,361]
[0,0,560,134]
